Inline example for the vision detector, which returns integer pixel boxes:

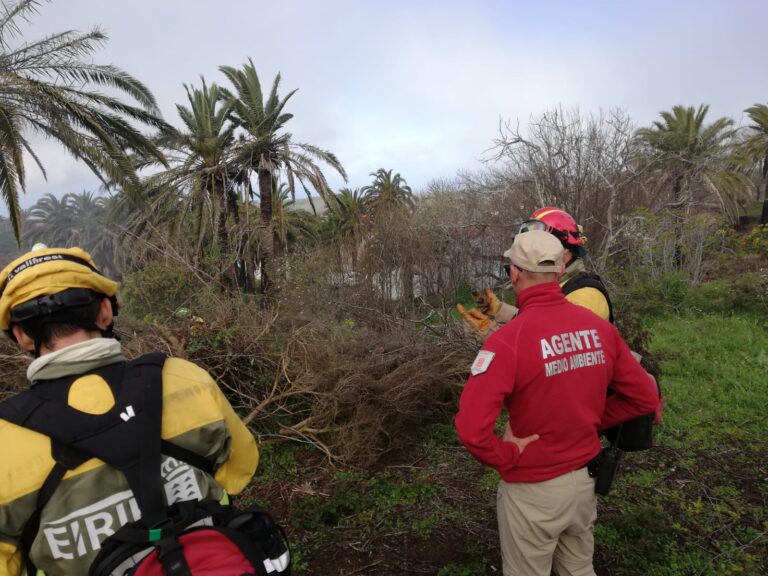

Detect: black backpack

[562,272,659,452]
[0,353,290,576]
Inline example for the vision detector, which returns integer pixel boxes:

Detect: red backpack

[89,499,290,575]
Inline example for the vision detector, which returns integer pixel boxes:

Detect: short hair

[16,298,104,350]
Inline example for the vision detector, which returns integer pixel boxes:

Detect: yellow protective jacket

[493,260,611,326]
[563,286,610,320]
[559,259,611,321]
[0,341,258,576]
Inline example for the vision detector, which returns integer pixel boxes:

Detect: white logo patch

[119,405,136,422]
[470,351,495,375]
[43,457,203,560]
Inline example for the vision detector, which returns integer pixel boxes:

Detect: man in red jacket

[455,230,659,576]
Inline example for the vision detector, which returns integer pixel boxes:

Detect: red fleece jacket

[455,282,659,483]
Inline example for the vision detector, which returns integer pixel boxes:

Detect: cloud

[5,0,768,212]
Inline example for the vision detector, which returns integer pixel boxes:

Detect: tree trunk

[761,177,768,225]
[351,239,359,271]
[217,193,228,255]
[273,228,284,260]
[672,175,685,270]
[258,169,274,294]
[213,178,230,286]
[402,261,414,310]
[236,241,255,293]
[240,182,256,293]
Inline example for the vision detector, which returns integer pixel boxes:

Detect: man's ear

[95,297,114,331]
[510,265,521,285]
[12,324,35,353]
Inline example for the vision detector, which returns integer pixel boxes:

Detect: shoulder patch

[470,350,496,376]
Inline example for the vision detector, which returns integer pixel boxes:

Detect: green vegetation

[651,314,767,448]
[741,105,768,223]
[244,303,766,575]
[618,271,768,317]
[595,312,767,575]
[0,2,765,574]
[636,105,751,225]
[0,0,167,241]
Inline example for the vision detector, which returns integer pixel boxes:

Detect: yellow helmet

[0,247,118,330]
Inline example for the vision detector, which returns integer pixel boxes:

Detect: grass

[650,314,768,449]
[594,312,768,575]
[246,310,767,575]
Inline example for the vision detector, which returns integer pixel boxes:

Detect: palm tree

[24,191,118,275]
[361,169,416,302]
[25,193,74,246]
[272,183,320,256]
[636,105,750,219]
[361,168,414,213]
[66,191,117,273]
[219,59,347,292]
[322,187,367,269]
[140,80,241,262]
[636,105,751,266]
[0,0,168,242]
[741,104,768,224]
[325,188,365,241]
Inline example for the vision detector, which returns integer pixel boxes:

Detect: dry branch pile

[0,338,29,400]
[118,295,472,465]
[252,323,470,464]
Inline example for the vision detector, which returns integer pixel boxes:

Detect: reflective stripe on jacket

[0,354,258,576]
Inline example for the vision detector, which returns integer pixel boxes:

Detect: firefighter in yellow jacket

[0,246,259,575]
[459,207,613,338]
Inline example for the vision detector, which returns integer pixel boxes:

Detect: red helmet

[519,207,586,254]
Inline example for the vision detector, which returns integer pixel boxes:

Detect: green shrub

[616,272,768,319]
[686,274,768,315]
[120,262,205,321]
[739,224,768,254]
[617,209,733,283]
[615,272,690,317]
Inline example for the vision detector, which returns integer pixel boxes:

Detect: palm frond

[0,4,166,243]
[0,0,41,46]
[0,146,23,240]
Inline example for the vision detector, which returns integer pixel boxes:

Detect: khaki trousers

[497,467,597,576]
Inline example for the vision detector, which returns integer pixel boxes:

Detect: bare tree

[484,107,648,271]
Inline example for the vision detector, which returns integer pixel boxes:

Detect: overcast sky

[11,0,768,211]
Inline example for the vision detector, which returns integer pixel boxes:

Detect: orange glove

[457,303,496,340]
[472,288,503,317]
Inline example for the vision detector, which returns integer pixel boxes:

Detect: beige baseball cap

[503,230,564,273]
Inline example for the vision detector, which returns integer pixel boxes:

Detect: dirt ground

[248,439,635,576]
